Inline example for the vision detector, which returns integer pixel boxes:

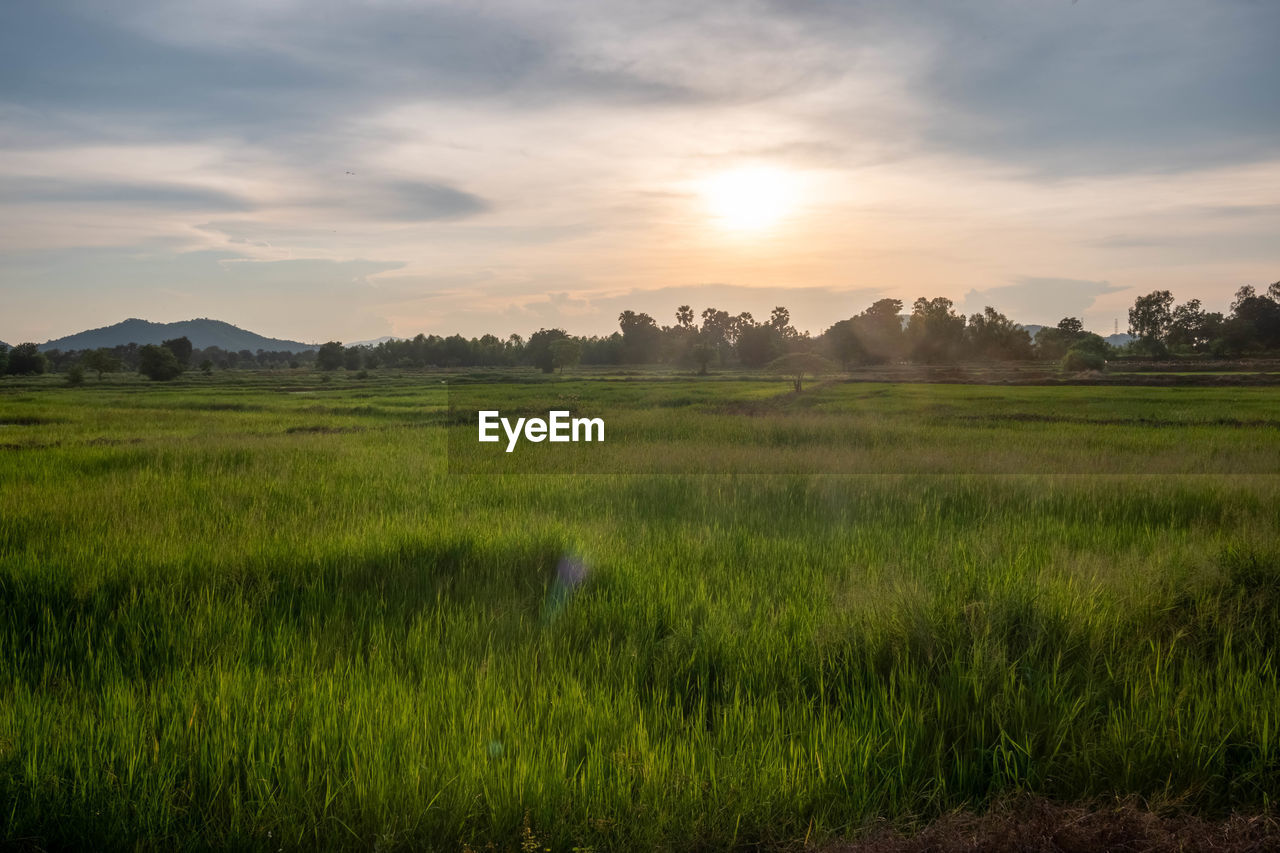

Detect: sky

[2,0,1278,345]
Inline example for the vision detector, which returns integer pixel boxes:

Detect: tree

[83,348,122,381]
[1166,299,1209,351]
[855,298,905,364]
[768,352,836,392]
[618,311,661,364]
[549,338,581,373]
[769,306,791,331]
[7,343,47,375]
[138,344,184,380]
[1128,290,1174,343]
[525,328,569,373]
[1227,285,1280,351]
[161,336,192,366]
[1034,318,1090,360]
[1057,317,1084,336]
[906,297,965,363]
[699,308,733,356]
[692,343,714,375]
[199,359,214,376]
[66,365,86,386]
[675,305,694,328]
[0,344,7,375]
[822,318,863,368]
[736,322,782,367]
[316,341,345,371]
[965,306,1033,360]
[506,333,525,362]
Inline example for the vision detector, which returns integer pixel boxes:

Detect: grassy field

[2,370,1278,851]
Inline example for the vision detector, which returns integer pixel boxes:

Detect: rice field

[1,371,1278,850]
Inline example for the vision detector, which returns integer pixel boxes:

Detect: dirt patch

[831,798,1279,853]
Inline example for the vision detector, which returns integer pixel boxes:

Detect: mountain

[1019,324,1132,346]
[40,318,315,353]
[346,335,402,347]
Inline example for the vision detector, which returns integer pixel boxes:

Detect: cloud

[757,0,1280,176]
[912,1,1280,176]
[0,176,250,211]
[2,1,1278,342]
[959,277,1128,325]
[371,180,490,222]
[0,1,706,149]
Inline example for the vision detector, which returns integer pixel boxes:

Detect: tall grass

[1,375,1277,850]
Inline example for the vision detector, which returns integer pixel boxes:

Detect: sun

[700,166,799,232]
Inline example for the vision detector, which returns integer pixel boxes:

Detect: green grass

[1,371,1278,851]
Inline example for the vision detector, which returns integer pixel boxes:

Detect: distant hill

[346,335,402,347]
[1018,324,1132,347]
[40,318,315,353]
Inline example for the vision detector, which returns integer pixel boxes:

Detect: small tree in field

[84,348,122,381]
[316,341,345,371]
[768,352,836,392]
[138,344,184,381]
[549,338,581,374]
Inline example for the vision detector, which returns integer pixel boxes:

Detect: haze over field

[2,1,1278,344]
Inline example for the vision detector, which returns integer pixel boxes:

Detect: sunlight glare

[700,166,800,232]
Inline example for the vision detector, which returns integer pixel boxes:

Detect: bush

[1061,347,1106,372]
[66,365,86,386]
[1127,336,1170,359]
[7,343,47,375]
[138,344,185,381]
[317,341,345,371]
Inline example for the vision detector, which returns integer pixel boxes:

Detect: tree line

[0,339,319,381]
[2,281,1276,380]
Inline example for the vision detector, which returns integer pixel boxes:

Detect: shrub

[138,344,184,381]
[1061,347,1105,372]
[7,343,47,375]
[66,365,86,386]
[317,341,345,371]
